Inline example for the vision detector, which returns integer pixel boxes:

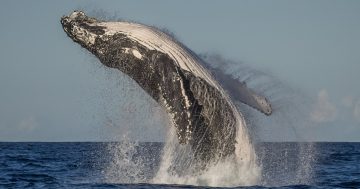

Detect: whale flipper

[210,68,272,115]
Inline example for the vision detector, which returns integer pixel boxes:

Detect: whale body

[60,11,271,164]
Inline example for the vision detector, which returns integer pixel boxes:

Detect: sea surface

[0,142,358,189]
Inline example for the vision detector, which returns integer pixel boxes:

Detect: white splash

[152,115,261,187]
[103,134,146,183]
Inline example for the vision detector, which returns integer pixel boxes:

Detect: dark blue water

[0,142,358,188]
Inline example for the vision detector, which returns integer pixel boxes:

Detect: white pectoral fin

[234,84,272,115]
[214,70,272,115]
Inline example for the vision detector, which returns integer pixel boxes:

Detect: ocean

[0,142,358,188]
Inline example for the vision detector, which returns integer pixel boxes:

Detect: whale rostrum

[60,11,272,164]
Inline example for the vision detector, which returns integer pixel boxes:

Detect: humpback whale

[60,11,271,165]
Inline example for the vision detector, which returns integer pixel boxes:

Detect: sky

[0,0,359,142]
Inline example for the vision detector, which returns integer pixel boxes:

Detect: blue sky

[0,0,359,142]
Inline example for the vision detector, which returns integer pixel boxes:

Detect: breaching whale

[60,11,271,165]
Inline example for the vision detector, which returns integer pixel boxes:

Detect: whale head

[60,11,106,52]
[61,10,149,69]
